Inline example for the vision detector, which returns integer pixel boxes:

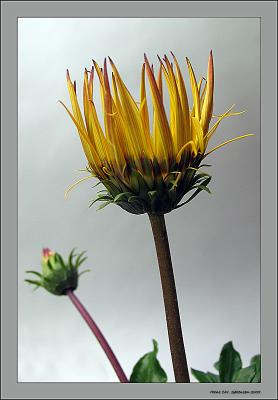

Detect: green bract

[25,249,89,296]
[89,155,212,215]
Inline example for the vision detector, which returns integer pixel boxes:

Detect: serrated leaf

[130,340,167,383]
[233,365,256,382]
[191,368,220,383]
[219,341,242,382]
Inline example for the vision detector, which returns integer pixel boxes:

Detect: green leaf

[250,355,261,382]
[207,372,220,382]
[219,341,242,382]
[191,368,220,383]
[233,365,256,382]
[250,354,261,369]
[130,340,167,383]
[214,361,220,371]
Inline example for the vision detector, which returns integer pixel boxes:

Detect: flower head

[61,52,252,214]
[25,248,89,295]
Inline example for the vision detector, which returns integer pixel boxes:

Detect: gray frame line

[1,1,277,399]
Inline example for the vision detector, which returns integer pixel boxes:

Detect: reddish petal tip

[42,248,52,258]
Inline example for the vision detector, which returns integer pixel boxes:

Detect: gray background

[18,18,260,383]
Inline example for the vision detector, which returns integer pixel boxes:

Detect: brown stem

[148,213,190,383]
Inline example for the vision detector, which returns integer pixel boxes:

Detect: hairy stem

[148,213,190,383]
[67,289,129,383]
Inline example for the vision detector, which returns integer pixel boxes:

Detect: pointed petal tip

[157,54,163,63]
[144,53,149,63]
[170,51,176,59]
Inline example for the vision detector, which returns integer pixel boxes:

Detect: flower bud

[25,248,89,296]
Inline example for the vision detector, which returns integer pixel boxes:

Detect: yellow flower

[60,52,252,214]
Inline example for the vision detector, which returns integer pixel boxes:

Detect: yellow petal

[144,54,173,162]
[59,100,103,175]
[171,52,190,143]
[162,55,185,152]
[205,134,254,156]
[186,57,201,120]
[191,116,205,153]
[140,64,150,137]
[176,140,197,162]
[204,104,237,145]
[200,51,214,134]
[109,57,150,161]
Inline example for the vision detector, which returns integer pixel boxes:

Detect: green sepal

[175,176,212,210]
[113,192,133,203]
[130,340,168,383]
[87,154,213,215]
[25,278,43,287]
[97,201,114,210]
[25,270,42,278]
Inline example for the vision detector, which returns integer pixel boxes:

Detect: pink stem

[66,289,129,383]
